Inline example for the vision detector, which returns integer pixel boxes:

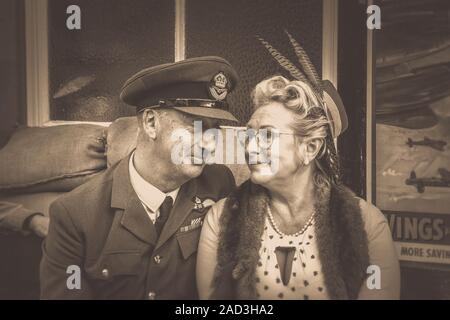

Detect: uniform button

[148,291,156,300]
[154,255,161,264]
[101,268,109,278]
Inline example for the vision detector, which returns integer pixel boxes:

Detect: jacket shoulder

[50,167,115,230]
[197,164,236,198]
[55,167,113,208]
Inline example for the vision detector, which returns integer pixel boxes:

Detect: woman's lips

[190,156,205,165]
[246,152,271,165]
[248,161,271,170]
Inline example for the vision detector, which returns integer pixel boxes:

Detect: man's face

[156,109,220,180]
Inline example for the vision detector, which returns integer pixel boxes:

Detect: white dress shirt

[129,152,179,224]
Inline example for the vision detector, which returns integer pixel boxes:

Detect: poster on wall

[374,0,450,265]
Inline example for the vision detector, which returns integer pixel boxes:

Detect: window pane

[186,0,323,123]
[0,0,25,145]
[48,0,174,121]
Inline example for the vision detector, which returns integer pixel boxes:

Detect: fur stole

[211,180,370,300]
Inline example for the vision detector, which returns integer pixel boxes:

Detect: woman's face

[245,102,303,187]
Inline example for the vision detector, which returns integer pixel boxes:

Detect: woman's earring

[304,158,310,166]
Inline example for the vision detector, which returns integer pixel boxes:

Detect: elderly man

[40,56,239,299]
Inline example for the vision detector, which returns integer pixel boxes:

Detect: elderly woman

[196,75,400,300]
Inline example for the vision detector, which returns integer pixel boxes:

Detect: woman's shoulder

[208,197,228,218]
[355,197,390,241]
[357,197,386,222]
[203,197,229,234]
[337,185,389,241]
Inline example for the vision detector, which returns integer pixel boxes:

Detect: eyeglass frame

[237,127,301,149]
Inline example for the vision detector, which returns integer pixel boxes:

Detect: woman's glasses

[237,127,299,149]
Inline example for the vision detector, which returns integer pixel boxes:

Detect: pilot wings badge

[192,196,216,211]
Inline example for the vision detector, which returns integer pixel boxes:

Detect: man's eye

[209,122,221,130]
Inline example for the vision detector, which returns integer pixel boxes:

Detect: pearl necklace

[267,205,315,237]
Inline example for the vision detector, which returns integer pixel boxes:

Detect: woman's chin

[249,163,275,185]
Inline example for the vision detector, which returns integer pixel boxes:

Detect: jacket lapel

[154,178,198,250]
[111,154,157,246]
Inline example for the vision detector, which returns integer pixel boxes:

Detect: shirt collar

[129,152,179,213]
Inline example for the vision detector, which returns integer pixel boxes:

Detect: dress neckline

[267,205,315,238]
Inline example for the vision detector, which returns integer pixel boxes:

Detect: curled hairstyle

[251,75,342,187]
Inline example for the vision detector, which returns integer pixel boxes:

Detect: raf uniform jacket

[40,154,235,300]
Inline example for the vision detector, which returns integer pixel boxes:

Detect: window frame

[25,0,339,129]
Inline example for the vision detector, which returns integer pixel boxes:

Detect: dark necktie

[155,196,173,236]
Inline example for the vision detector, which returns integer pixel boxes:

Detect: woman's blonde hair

[251,75,341,187]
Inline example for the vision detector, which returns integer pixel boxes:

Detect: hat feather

[256,36,308,83]
[256,32,348,138]
[284,30,322,92]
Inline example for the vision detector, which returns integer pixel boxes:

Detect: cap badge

[208,72,229,101]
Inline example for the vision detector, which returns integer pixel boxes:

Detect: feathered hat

[257,30,348,138]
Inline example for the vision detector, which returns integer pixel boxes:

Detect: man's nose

[201,132,217,153]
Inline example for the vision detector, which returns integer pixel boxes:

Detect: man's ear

[300,138,324,166]
[141,109,158,140]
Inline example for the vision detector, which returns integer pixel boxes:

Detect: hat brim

[172,106,239,122]
[322,80,348,138]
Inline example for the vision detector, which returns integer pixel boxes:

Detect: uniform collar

[128,151,179,212]
[110,153,157,244]
[110,152,208,248]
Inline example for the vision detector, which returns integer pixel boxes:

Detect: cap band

[138,98,229,113]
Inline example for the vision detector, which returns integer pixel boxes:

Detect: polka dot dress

[255,216,329,300]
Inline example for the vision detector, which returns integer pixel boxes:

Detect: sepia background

[0,0,449,299]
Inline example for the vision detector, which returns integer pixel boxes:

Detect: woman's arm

[196,199,226,299]
[358,200,401,300]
